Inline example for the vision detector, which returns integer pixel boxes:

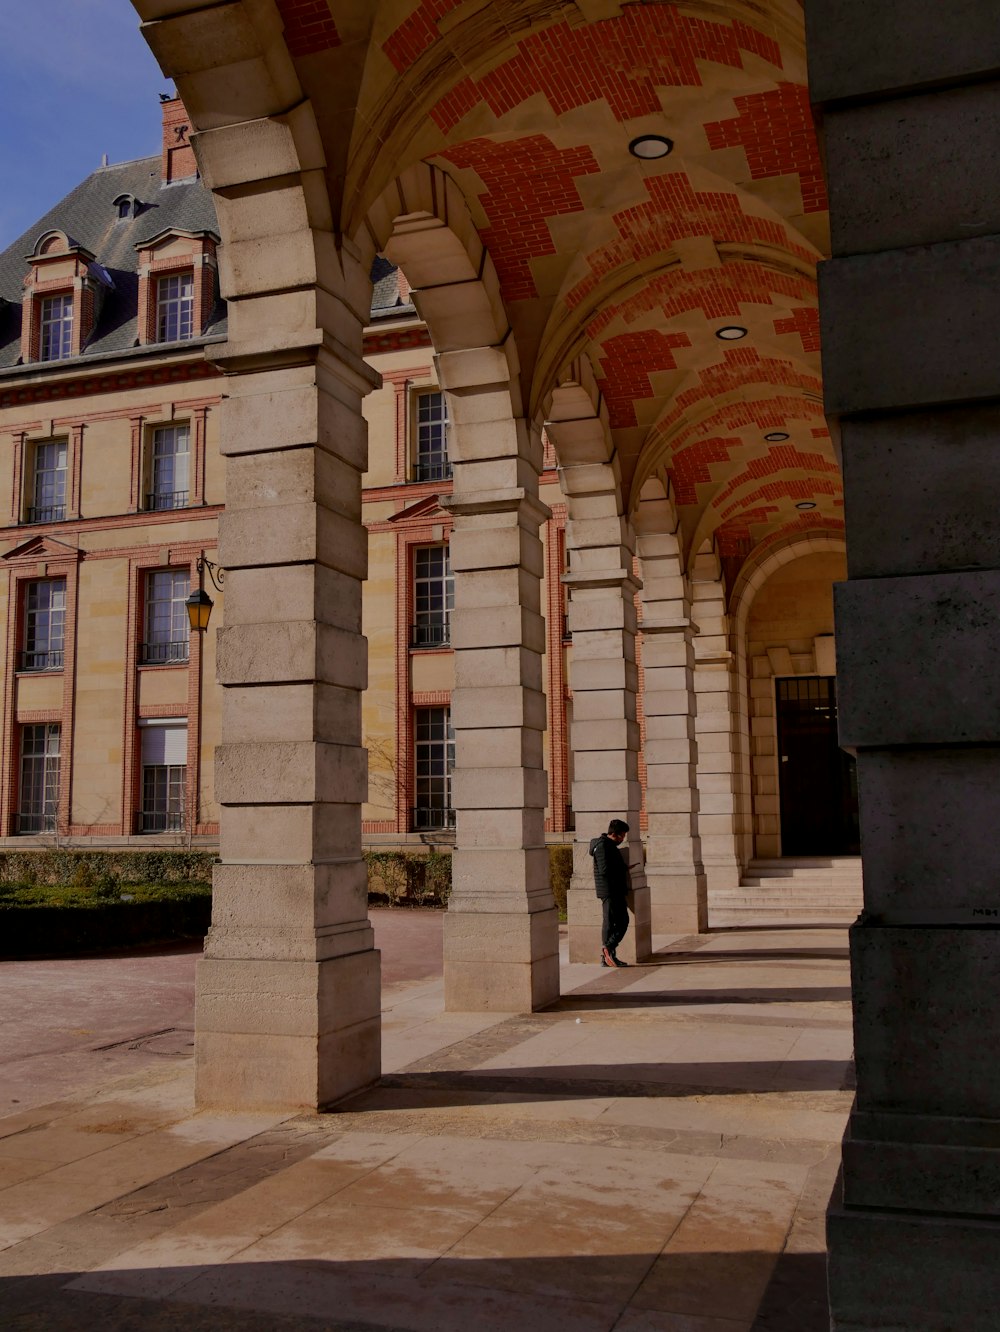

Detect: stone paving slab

[0,920,852,1330]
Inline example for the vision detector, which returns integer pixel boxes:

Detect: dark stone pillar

[807,3,1000,1327]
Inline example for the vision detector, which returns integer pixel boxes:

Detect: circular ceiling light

[715,325,747,340]
[764,431,789,442]
[795,501,817,510]
[628,135,673,160]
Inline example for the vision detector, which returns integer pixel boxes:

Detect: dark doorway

[775,676,859,856]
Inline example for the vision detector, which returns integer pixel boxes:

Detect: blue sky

[0,0,169,250]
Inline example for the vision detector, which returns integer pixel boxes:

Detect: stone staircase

[709,856,864,927]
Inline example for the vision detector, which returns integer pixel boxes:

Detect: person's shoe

[601,946,616,967]
[611,952,629,967]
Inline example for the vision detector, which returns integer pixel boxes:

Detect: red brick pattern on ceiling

[427,9,781,131]
[719,475,838,520]
[596,330,692,428]
[383,0,464,71]
[711,447,839,510]
[586,261,814,341]
[276,0,341,56]
[704,83,827,214]
[774,305,820,352]
[567,174,815,312]
[439,136,600,301]
[659,348,821,438]
[670,428,833,506]
[718,510,845,591]
[671,436,743,505]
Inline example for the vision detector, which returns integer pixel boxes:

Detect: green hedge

[0,882,212,957]
[364,845,575,914]
[0,849,216,890]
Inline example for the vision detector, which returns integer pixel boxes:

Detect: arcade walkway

[0,915,853,1331]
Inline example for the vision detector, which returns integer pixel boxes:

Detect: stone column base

[194,950,381,1111]
[443,906,560,1011]
[828,1174,1000,1330]
[566,882,652,963]
[646,870,708,935]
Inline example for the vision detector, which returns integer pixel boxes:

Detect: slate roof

[0,156,224,371]
[0,158,414,374]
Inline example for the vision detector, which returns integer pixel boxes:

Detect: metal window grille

[39,293,73,361]
[413,706,454,830]
[18,723,60,833]
[147,423,190,510]
[142,569,190,664]
[412,545,453,648]
[29,440,67,523]
[140,764,186,832]
[21,579,65,671]
[157,272,195,342]
[413,390,451,481]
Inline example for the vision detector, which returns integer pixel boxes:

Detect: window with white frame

[412,388,451,482]
[142,569,190,664]
[27,440,68,523]
[21,579,66,671]
[156,272,195,342]
[39,293,73,361]
[412,545,453,648]
[138,720,187,833]
[413,706,454,831]
[18,723,60,833]
[146,423,190,511]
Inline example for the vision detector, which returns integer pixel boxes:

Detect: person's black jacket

[590,834,629,900]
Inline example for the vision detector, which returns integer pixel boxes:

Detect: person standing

[590,818,631,968]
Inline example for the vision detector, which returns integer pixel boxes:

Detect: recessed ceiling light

[715,326,747,340]
[628,135,673,160]
[764,431,789,442]
[795,501,817,510]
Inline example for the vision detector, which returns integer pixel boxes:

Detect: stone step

[708,856,863,926]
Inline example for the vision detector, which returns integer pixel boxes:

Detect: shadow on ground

[0,1250,831,1332]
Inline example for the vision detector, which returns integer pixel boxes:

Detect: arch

[729,532,848,860]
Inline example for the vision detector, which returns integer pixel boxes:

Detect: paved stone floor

[0,913,853,1331]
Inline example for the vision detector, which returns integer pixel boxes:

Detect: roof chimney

[161,96,197,184]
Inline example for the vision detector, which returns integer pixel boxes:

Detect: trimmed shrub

[0,881,212,958]
[0,849,216,888]
[548,844,574,917]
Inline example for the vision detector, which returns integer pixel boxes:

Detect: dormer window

[39,293,73,361]
[157,273,194,342]
[21,230,105,364]
[135,227,219,346]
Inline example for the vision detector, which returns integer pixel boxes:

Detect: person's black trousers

[601,895,629,952]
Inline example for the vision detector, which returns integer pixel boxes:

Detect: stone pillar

[190,189,381,1105]
[809,4,1000,1326]
[691,552,742,896]
[560,485,651,966]
[438,347,559,1012]
[635,494,706,936]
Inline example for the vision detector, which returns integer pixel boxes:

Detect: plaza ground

[0,910,853,1331]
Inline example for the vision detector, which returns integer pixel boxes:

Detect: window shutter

[140,720,187,766]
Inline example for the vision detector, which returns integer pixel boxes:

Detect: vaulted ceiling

[142,0,838,586]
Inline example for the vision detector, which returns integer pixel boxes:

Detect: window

[39,293,73,361]
[138,721,187,833]
[21,579,66,671]
[413,389,451,482]
[27,440,67,523]
[412,545,453,648]
[146,424,190,511]
[413,707,454,831]
[156,272,194,342]
[18,724,60,834]
[142,569,190,664]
